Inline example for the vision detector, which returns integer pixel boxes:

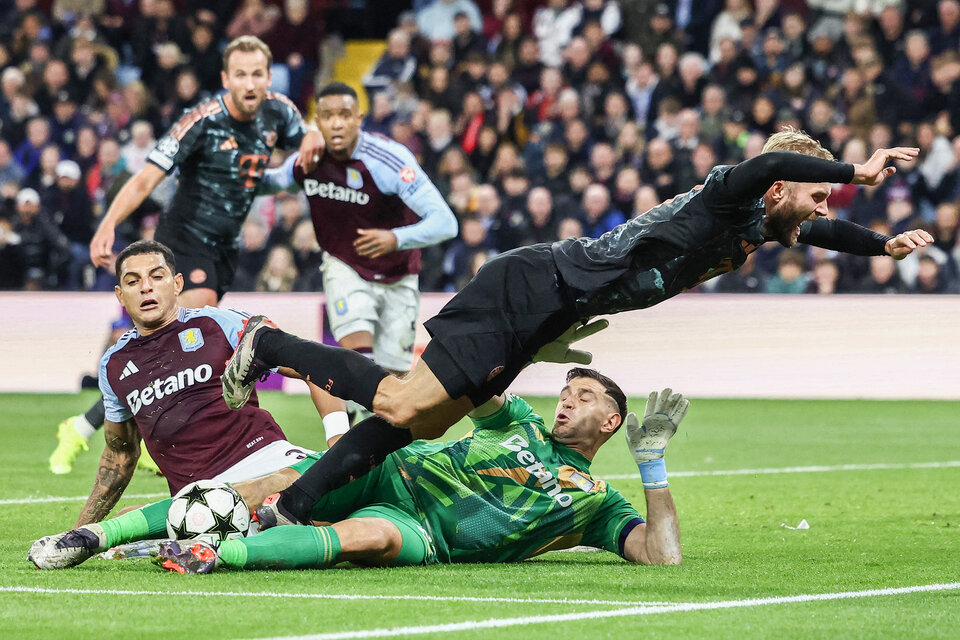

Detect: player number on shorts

[237,154,268,189]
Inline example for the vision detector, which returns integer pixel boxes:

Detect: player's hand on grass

[885,229,934,259]
[626,389,689,463]
[298,130,325,173]
[354,228,399,258]
[533,318,609,365]
[89,225,116,269]
[851,147,919,186]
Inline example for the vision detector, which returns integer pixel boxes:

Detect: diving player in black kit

[223,128,934,528]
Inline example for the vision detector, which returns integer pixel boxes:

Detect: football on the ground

[165,480,250,544]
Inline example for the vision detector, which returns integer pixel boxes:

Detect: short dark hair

[316,81,358,102]
[115,240,177,280]
[566,367,628,426]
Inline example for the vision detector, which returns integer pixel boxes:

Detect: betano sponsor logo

[499,434,572,507]
[303,179,370,205]
[125,364,213,415]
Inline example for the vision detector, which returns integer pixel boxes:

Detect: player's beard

[767,193,805,247]
[231,88,263,118]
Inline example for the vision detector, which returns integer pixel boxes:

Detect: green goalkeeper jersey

[391,395,642,563]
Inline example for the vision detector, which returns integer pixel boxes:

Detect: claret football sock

[219,525,341,569]
[100,498,172,547]
[280,414,413,523]
[256,330,387,409]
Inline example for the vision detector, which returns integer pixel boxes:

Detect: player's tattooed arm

[74,419,141,528]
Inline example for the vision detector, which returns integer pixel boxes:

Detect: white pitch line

[0,586,673,607]
[238,582,960,640]
[0,492,167,506]
[8,460,960,505]
[604,460,960,480]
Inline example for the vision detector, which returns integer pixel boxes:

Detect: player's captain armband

[147,135,180,171]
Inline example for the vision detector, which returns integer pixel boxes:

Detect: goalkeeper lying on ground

[30,370,688,571]
[157,371,688,573]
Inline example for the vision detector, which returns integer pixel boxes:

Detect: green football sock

[100,498,172,547]
[218,526,341,570]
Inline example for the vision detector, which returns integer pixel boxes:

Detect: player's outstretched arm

[621,389,689,565]
[89,164,167,268]
[74,419,141,527]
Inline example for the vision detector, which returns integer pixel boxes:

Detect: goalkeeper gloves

[532,318,609,365]
[626,388,689,489]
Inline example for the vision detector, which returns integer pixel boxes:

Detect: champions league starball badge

[157,136,180,158]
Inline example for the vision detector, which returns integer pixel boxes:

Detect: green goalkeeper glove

[532,318,609,365]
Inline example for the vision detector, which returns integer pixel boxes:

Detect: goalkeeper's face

[115,252,184,334]
[551,377,622,448]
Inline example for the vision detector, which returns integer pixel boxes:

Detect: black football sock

[256,330,387,409]
[84,397,106,431]
[280,414,413,523]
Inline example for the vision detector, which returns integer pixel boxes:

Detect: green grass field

[3,390,959,639]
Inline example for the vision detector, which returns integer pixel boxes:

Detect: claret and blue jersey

[99,307,286,494]
[262,130,458,283]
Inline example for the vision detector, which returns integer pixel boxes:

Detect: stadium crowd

[2,0,960,295]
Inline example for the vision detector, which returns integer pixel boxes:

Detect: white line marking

[604,460,960,480]
[237,582,960,640]
[9,460,960,505]
[0,492,167,506]
[0,586,673,607]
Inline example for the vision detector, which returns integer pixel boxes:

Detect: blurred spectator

[417,0,483,42]
[120,120,155,174]
[443,215,494,289]
[855,254,908,293]
[12,187,69,290]
[14,118,52,177]
[714,252,767,293]
[806,257,844,294]
[580,183,625,238]
[521,186,559,245]
[290,219,323,291]
[910,253,956,293]
[765,248,809,294]
[233,220,270,291]
[557,215,584,240]
[267,191,307,248]
[264,0,320,106]
[452,11,486,63]
[0,139,25,186]
[363,29,418,101]
[226,0,280,42]
[47,160,94,289]
[255,245,298,292]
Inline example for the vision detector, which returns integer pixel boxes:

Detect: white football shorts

[321,252,419,371]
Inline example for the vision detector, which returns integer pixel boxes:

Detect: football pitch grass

[2,391,958,639]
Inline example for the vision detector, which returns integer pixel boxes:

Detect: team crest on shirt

[346,167,363,189]
[569,471,596,493]
[263,130,278,147]
[178,328,205,352]
[333,298,348,315]
[399,167,416,183]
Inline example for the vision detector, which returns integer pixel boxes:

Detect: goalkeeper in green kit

[158,371,689,573]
